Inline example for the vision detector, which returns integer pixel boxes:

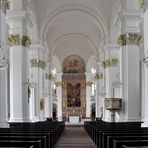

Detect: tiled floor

[55,126,96,148]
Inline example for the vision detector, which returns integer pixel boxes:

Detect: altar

[69,116,80,123]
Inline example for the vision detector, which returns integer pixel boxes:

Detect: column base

[142,121,148,127]
[0,121,10,128]
[8,118,36,123]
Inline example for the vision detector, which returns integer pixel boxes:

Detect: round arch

[40,4,108,41]
[52,33,98,55]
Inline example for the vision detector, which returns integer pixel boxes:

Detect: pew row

[0,120,65,148]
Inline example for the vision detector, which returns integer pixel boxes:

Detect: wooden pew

[122,145,148,148]
[0,121,65,148]
[113,139,148,148]
[102,130,148,148]
[0,136,46,148]
[0,132,51,148]
[0,147,33,148]
[84,120,144,148]
[107,135,148,148]
[0,140,41,148]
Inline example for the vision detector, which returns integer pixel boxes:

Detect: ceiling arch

[50,33,98,55]
[40,4,108,41]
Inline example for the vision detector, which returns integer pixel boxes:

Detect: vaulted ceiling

[32,0,115,68]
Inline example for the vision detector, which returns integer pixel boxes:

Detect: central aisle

[55,126,96,148]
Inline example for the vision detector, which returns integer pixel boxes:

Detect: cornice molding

[117,33,142,46]
[8,34,31,47]
[0,0,10,14]
[123,10,144,17]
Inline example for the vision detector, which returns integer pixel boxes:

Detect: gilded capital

[55,82,62,87]
[95,73,103,79]
[117,33,142,46]
[8,34,31,47]
[140,0,148,9]
[45,73,53,80]
[0,0,10,13]
[30,59,38,68]
[38,60,46,69]
[102,58,119,69]
[30,59,46,69]
[86,81,93,86]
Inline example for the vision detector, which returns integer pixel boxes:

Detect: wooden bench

[113,139,148,148]
[107,135,148,148]
[102,130,148,148]
[0,147,34,148]
[122,145,148,148]
[0,121,65,148]
[0,136,46,148]
[0,140,41,148]
[0,132,51,148]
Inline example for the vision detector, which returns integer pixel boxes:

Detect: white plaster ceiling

[33,0,114,68]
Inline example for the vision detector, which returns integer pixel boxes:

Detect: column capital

[139,0,148,10]
[117,33,142,46]
[8,34,31,47]
[0,0,10,14]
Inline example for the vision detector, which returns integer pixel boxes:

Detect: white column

[29,44,40,122]
[95,67,104,119]
[103,45,121,122]
[0,0,10,127]
[85,73,92,118]
[38,48,46,121]
[44,78,52,119]
[8,27,31,122]
[55,73,62,121]
[142,8,148,126]
[44,52,53,119]
[117,2,143,121]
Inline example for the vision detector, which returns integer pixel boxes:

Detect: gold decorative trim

[80,82,86,87]
[38,60,46,69]
[45,73,53,80]
[117,33,142,46]
[8,34,31,47]
[30,59,38,67]
[86,81,93,86]
[0,0,10,13]
[140,0,148,9]
[30,59,46,69]
[95,73,103,80]
[55,82,62,87]
[140,0,144,8]
[102,58,119,69]
[62,81,67,87]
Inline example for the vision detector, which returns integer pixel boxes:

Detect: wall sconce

[23,79,37,88]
